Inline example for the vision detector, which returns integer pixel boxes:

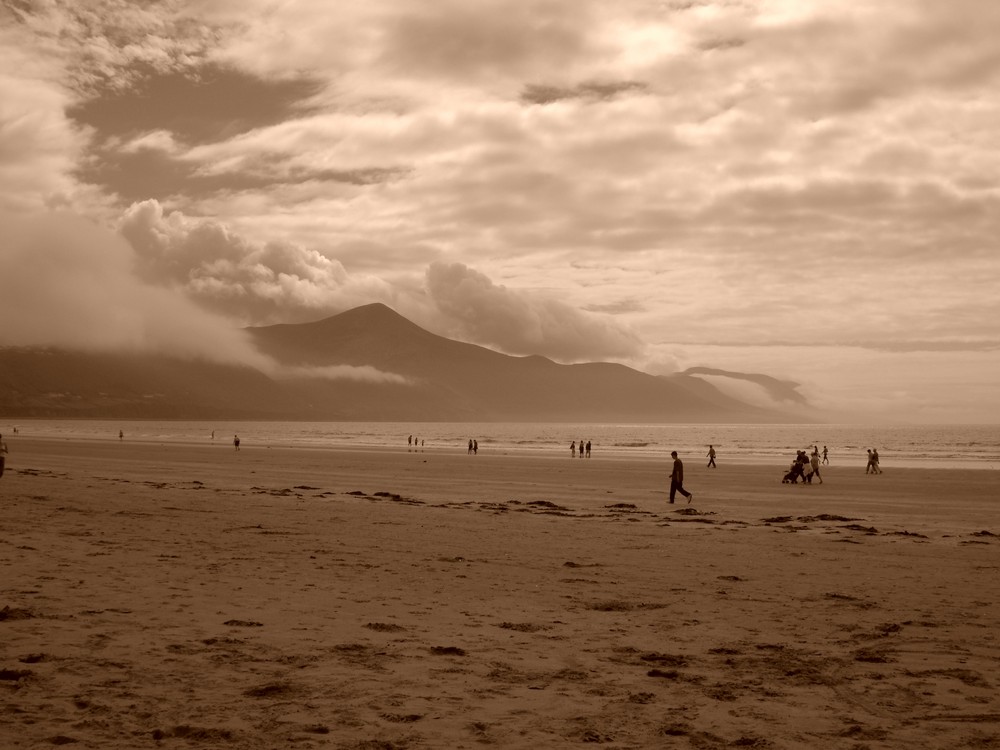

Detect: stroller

[782,458,806,484]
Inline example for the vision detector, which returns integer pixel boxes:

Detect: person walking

[809,448,823,484]
[822,445,829,465]
[706,445,717,468]
[668,451,693,505]
[234,434,241,451]
[0,433,8,478]
[871,448,881,474]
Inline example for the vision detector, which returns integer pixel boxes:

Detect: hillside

[0,304,801,422]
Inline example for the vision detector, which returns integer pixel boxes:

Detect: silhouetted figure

[408,435,413,450]
[571,441,576,457]
[0,433,8,478]
[871,449,881,474]
[119,430,123,441]
[865,449,874,474]
[578,438,584,458]
[783,452,808,483]
[473,440,478,455]
[585,440,591,458]
[468,439,474,454]
[707,445,717,468]
[234,434,241,451]
[668,451,693,504]
[822,445,828,464]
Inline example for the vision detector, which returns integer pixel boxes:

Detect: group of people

[408,435,425,451]
[865,448,882,474]
[467,439,478,454]
[570,440,592,458]
[782,446,824,484]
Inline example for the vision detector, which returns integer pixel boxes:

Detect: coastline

[7,419,1000,471]
[2,438,998,748]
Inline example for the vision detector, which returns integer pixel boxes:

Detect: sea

[6,420,1000,471]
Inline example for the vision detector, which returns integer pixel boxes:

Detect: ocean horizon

[6,419,999,471]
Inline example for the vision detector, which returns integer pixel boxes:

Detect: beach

[1,438,998,749]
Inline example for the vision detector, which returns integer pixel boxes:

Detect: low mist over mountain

[1,304,807,422]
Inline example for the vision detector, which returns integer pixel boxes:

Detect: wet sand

[1,438,998,749]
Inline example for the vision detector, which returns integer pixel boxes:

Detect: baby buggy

[782,461,805,484]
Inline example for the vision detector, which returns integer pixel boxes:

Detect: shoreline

[4,432,998,471]
[5,420,998,472]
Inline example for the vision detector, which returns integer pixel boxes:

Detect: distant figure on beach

[473,439,478,455]
[668,451,693,505]
[0,433,8,478]
[822,445,828,464]
[871,448,881,474]
[211,430,215,440]
[579,438,584,458]
[408,435,413,450]
[808,448,823,484]
[234,434,241,451]
[707,445,717,468]
[468,439,474,454]
[571,441,576,457]
[119,430,123,441]
[865,449,875,474]
[586,440,591,458]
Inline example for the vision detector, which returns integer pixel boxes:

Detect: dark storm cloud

[67,63,326,145]
[520,80,648,105]
[77,147,407,204]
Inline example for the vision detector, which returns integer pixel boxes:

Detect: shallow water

[7,420,999,470]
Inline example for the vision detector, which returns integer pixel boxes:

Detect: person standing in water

[668,451,693,505]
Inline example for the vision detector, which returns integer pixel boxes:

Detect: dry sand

[1,438,998,749]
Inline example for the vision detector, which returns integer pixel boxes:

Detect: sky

[2,0,999,423]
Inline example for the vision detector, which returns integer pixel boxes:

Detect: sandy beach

[1,437,998,749]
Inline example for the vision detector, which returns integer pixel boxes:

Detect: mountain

[0,303,805,422]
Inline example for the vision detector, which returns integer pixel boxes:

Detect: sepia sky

[2,0,999,422]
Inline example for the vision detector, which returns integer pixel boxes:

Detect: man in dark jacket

[669,451,693,504]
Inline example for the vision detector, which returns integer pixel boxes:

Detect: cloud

[425,262,643,361]
[0,22,94,213]
[276,364,409,385]
[118,200,394,325]
[0,210,270,368]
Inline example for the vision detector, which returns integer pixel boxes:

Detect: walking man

[669,451,693,505]
[707,444,717,468]
[809,448,823,484]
